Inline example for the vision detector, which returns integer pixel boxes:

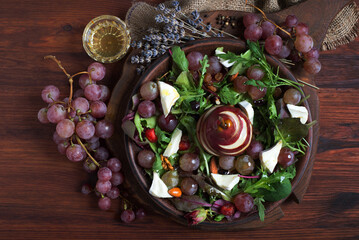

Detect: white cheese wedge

[211,173,241,191]
[259,140,283,173]
[239,100,254,124]
[163,128,182,157]
[287,104,308,124]
[158,81,180,117]
[149,171,173,198]
[215,48,234,68]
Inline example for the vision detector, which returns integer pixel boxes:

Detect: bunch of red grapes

[37,60,144,223]
[243,13,321,74]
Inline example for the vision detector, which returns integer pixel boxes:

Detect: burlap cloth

[126,0,359,50]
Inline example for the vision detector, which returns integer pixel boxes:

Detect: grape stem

[244,0,292,38]
[75,135,100,167]
[43,56,94,112]
[297,79,320,90]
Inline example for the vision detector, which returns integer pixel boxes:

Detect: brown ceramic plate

[106,38,315,229]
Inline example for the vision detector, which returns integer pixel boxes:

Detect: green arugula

[218,83,246,105]
[171,46,189,75]
[198,55,209,90]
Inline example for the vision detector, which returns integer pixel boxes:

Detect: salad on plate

[122,40,315,224]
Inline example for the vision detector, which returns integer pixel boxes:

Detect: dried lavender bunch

[130,1,237,74]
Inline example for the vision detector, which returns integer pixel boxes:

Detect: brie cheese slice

[287,104,308,124]
[158,81,180,117]
[211,173,240,191]
[215,48,234,68]
[149,171,173,198]
[239,100,254,124]
[163,128,182,158]
[259,140,283,173]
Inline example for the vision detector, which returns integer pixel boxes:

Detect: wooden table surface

[0,0,358,239]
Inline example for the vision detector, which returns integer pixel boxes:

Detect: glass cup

[82,15,131,63]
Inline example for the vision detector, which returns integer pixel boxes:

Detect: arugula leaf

[134,112,144,141]
[141,116,157,129]
[155,125,171,153]
[149,142,164,173]
[254,197,266,221]
[261,178,292,202]
[276,118,317,143]
[175,71,194,90]
[245,79,267,88]
[218,84,245,105]
[171,46,189,75]
[214,214,226,221]
[244,165,296,199]
[198,55,209,89]
[228,50,252,75]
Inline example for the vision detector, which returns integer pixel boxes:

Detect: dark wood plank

[0,0,358,239]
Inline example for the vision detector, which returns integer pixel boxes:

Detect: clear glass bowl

[82,15,131,63]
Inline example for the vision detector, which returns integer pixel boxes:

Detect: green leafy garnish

[171,46,189,75]
[218,84,246,105]
[198,55,209,89]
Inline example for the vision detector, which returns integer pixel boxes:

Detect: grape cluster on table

[243,13,321,74]
[38,61,144,223]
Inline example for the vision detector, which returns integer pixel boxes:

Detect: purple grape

[83,113,96,122]
[294,34,313,53]
[135,208,146,219]
[83,161,98,173]
[95,120,114,139]
[180,177,198,195]
[96,180,112,194]
[53,131,68,144]
[81,183,92,195]
[121,209,136,223]
[98,197,111,211]
[66,144,86,162]
[233,76,249,93]
[111,172,124,186]
[87,139,100,151]
[277,23,292,40]
[74,89,84,98]
[90,101,107,118]
[244,24,262,41]
[265,35,283,56]
[57,141,69,155]
[76,120,95,140]
[140,81,159,101]
[276,44,291,59]
[107,158,122,172]
[56,119,75,138]
[47,104,66,123]
[38,108,49,124]
[295,22,309,36]
[87,136,99,143]
[219,156,235,170]
[243,13,260,27]
[137,150,155,168]
[98,167,112,181]
[179,153,200,172]
[106,187,120,199]
[88,62,106,81]
[187,51,203,71]
[246,65,264,81]
[288,50,302,63]
[79,74,91,89]
[234,193,254,213]
[278,147,295,168]
[94,146,109,161]
[303,58,321,74]
[261,21,275,39]
[41,85,60,103]
[246,140,264,160]
[285,15,298,27]
[158,114,178,132]
[137,100,156,118]
[303,47,319,60]
[72,97,89,114]
[84,84,102,101]
[99,85,110,102]
[207,56,222,75]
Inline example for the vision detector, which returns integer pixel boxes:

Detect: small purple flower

[163,16,170,24]
[155,14,163,23]
[157,3,165,11]
[191,10,200,20]
[139,57,145,64]
[184,208,208,225]
[175,5,181,12]
[145,57,151,63]
[136,41,142,48]
[205,24,212,32]
[163,8,170,15]
[172,0,179,7]
[130,41,136,48]
[144,43,150,50]
[152,49,158,57]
